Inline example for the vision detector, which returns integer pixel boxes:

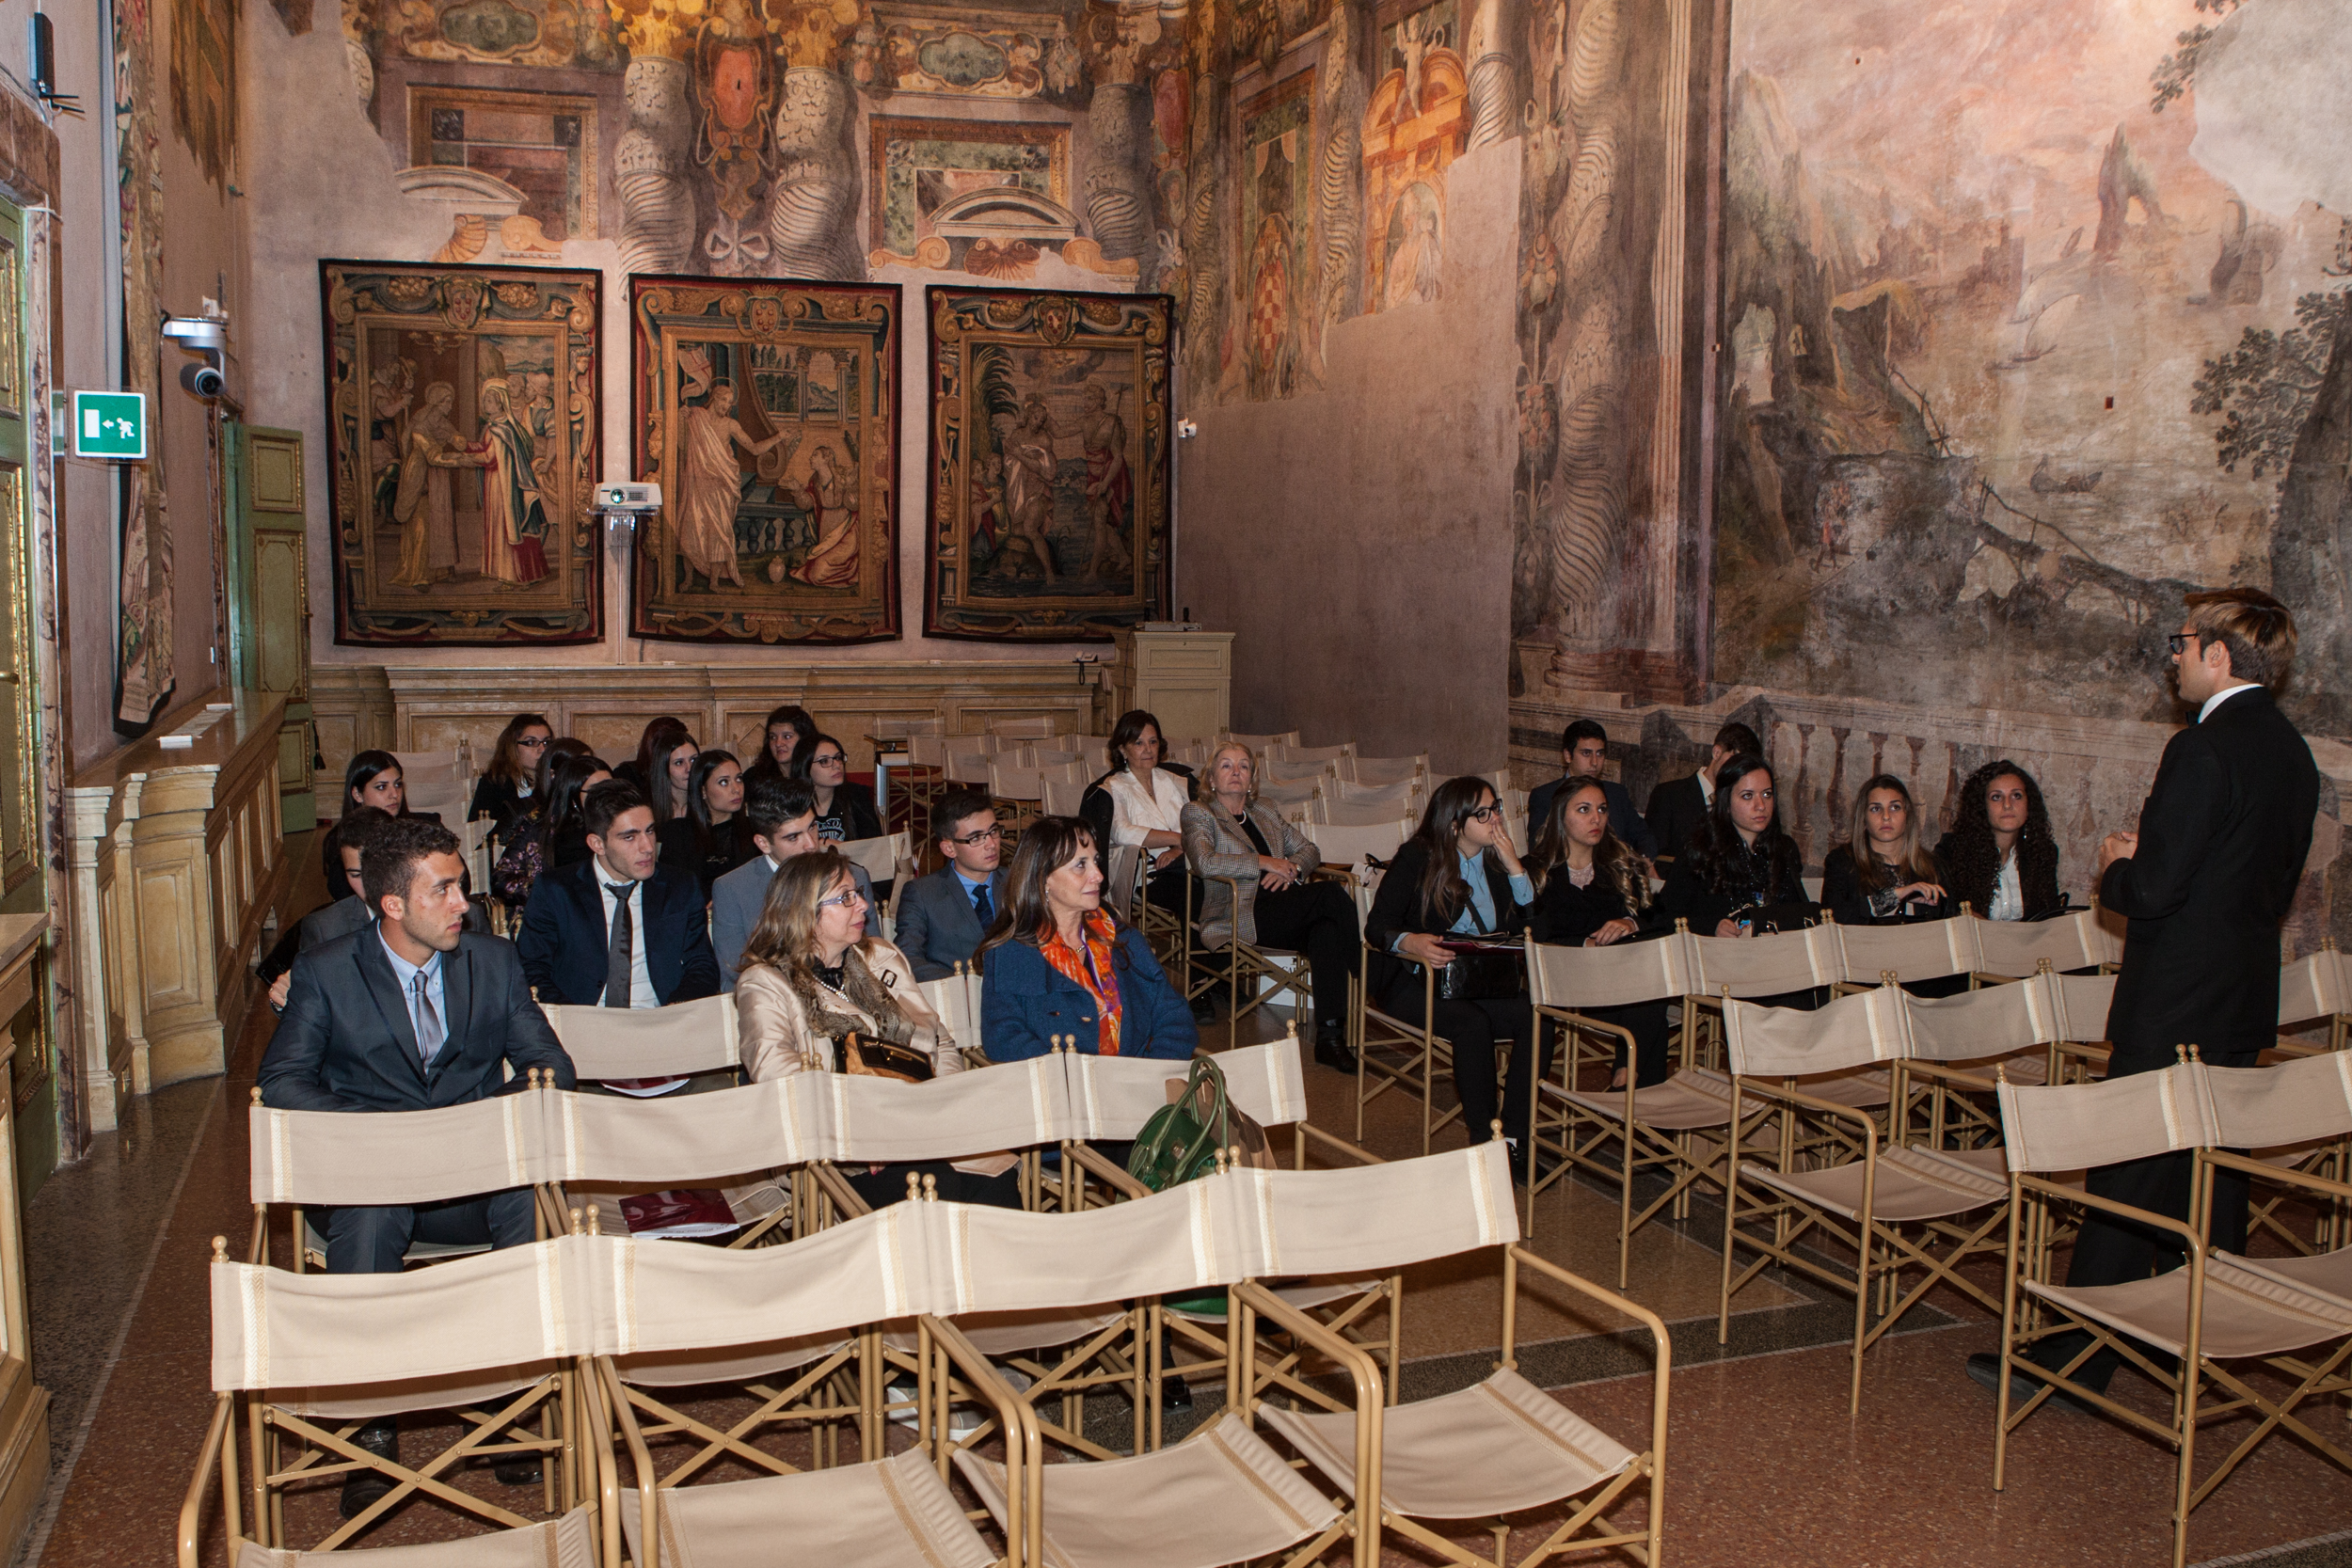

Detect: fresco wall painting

[866,115,1074,273]
[925,286,1170,641]
[629,277,901,644]
[407,86,600,245]
[322,261,602,644]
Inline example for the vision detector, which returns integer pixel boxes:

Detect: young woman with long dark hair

[1530,776,1671,1088]
[742,704,818,786]
[657,749,755,895]
[467,713,552,835]
[793,733,884,843]
[1656,752,1807,938]
[492,752,610,905]
[1365,776,1541,1169]
[1938,760,2061,921]
[343,751,408,818]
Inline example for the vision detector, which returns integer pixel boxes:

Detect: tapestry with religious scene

[629,277,902,644]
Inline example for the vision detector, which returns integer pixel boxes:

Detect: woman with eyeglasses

[1530,775,1673,1089]
[1180,742,1359,1071]
[735,850,1018,1209]
[980,816,1198,1062]
[792,733,884,843]
[468,713,553,836]
[492,751,611,906]
[657,749,755,896]
[1821,774,1949,927]
[1938,760,2062,921]
[1365,777,1541,1173]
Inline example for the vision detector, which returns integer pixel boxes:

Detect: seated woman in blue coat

[981,815,1198,1061]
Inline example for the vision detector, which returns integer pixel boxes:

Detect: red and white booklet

[616,1189,739,1239]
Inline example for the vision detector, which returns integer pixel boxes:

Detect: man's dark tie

[972,880,993,927]
[605,882,635,1008]
[410,972,443,1068]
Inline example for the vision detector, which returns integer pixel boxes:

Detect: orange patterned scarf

[1041,911,1125,1056]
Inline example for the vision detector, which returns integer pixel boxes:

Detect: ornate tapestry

[118,0,174,725]
[628,277,901,644]
[925,287,1170,641]
[321,261,602,645]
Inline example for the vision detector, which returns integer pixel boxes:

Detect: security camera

[180,361,225,399]
[162,315,229,356]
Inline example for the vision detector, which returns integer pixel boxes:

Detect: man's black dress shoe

[339,1419,401,1519]
[493,1457,544,1486]
[1161,1374,1195,1413]
[1312,1021,1357,1073]
[1964,1351,2097,1415]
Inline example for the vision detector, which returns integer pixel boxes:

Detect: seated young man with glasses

[893,788,1007,981]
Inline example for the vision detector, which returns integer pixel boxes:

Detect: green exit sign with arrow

[72,391,147,459]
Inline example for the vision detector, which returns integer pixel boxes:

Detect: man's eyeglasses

[2167,632,2201,656]
[950,825,1004,846]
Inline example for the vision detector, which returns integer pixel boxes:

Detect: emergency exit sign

[72,391,146,459]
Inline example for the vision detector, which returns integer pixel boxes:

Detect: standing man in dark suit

[517,780,720,1095]
[894,788,1007,981]
[258,816,577,1514]
[1643,721,1760,864]
[711,776,876,990]
[1528,720,1659,861]
[1969,588,2318,1404]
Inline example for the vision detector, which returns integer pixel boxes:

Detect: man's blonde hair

[2185,588,2297,690]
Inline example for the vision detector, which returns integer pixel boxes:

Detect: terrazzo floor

[14,863,2352,1566]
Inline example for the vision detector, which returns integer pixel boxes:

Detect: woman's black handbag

[834,1030,935,1084]
[1431,939,1527,1001]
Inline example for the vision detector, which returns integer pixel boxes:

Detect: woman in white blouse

[1096,708,1197,919]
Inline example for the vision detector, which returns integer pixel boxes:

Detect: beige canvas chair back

[1269,741,1355,765]
[1301,817,1411,867]
[250,1094,538,1210]
[1220,730,1299,751]
[1064,1037,1309,1138]
[834,832,909,885]
[919,967,982,1050]
[1333,774,1419,809]
[945,749,994,785]
[1041,777,1088,817]
[1899,974,2053,1064]
[1723,985,1909,1079]
[1310,798,1416,827]
[1104,843,1144,921]
[1828,919,1980,985]
[987,761,1049,802]
[2278,946,2352,1027]
[2204,1052,2352,1150]
[990,716,1061,737]
[1997,1061,2217,1175]
[1526,931,1696,1011]
[1263,755,1339,786]
[907,734,951,768]
[543,994,741,1080]
[1342,752,1425,786]
[1690,925,1840,997]
[1017,746,1082,769]
[1969,909,2123,977]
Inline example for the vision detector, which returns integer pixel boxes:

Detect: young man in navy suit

[258,815,578,1513]
[516,780,721,1095]
[894,788,1008,981]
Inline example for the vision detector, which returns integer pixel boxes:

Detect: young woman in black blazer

[1364,776,1541,1173]
[1657,752,1809,937]
[1820,774,1948,927]
[1937,759,2062,921]
[658,749,757,897]
[1530,776,1672,1088]
[467,713,553,837]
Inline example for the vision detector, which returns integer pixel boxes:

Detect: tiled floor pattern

[17,910,2352,1566]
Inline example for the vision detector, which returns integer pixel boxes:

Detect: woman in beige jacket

[735,849,1018,1208]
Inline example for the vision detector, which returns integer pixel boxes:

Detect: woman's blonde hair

[739,850,870,974]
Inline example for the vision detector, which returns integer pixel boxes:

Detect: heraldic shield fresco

[629,277,901,644]
[926,287,1170,641]
[323,261,603,646]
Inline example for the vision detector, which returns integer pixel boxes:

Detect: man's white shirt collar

[2199,682,2257,722]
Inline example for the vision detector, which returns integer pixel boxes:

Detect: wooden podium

[1109,628,1232,745]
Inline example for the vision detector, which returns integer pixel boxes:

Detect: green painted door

[226,423,315,832]
[0,198,54,1196]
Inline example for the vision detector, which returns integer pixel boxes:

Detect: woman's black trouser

[1592,998,1672,1087]
[1248,879,1360,1030]
[1384,981,1541,1146]
[847,1161,1023,1211]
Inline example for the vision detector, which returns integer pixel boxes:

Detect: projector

[593,482,662,513]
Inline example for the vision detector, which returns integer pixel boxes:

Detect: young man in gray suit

[257,815,577,1514]
[712,775,877,991]
[894,788,1007,981]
